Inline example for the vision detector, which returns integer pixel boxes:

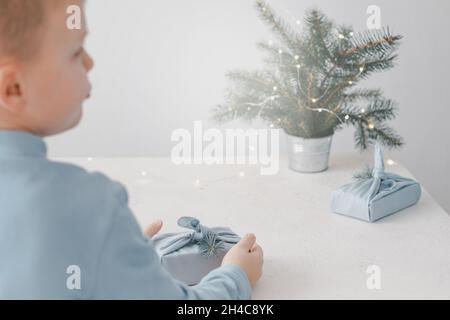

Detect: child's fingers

[238,233,256,251]
[251,244,263,258]
[145,219,163,238]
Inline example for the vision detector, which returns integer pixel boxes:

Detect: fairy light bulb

[348,81,353,85]
[296,64,301,69]
[387,159,396,166]
[278,49,283,54]
[318,108,323,112]
[311,98,317,103]
[350,32,354,36]
[345,115,350,120]
[270,96,275,101]
[273,86,278,91]
[361,108,365,113]
[338,34,345,39]
[359,67,364,72]
[294,55,299,60]
[368,123,375,130]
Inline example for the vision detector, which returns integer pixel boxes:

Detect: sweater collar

[0,130,47,158]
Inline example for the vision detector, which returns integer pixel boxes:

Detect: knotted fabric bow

[366,143,416,201]
[152,217,241,257]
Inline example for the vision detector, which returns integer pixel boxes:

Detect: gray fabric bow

[152,217,241,256]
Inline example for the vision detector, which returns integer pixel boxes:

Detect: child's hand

[222,234,263,288]
[145,220,163,238]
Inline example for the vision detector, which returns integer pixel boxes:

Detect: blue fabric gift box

[331,144,421,222]
[152,217,241,285]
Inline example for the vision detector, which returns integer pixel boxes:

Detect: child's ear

[0,64,27,114]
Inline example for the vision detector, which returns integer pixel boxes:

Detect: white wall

[47,0,450,213]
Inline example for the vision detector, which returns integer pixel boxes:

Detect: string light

[247,106,252,111]
[345,115,350,120]
[296,64,301,69]
[294,55,299,60]
[270,124,274,128]
[318,108,323,112]
[361,108,365,113]
[350,32,354,36]
[368,123,375,130]
[348,81,353,85]
[338,34,345,39]
[311,98,317,103]
[387,159,396,166]
[273,86,278,91]
[278,49,283,54]
[359,67,364,72]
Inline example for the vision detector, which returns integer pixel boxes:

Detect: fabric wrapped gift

[152,216,241,285]
[331,144,421,222]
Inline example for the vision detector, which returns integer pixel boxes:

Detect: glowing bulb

[318,108,323,112]
[270,124,274,128]
[361,108,365,113]
[278,49,283,54]
[345,115,350,120]
[311,98,317,103]
[368,123,374,130]
[294,55,299,60]
[338,34,345,39]
[273,86,278,91]
[387,159,396,166]
[270,96,275,101]
[359,67,364,72]
[348,81,353,85]
[247,106,251,111]
[296,64,301,69]
[350,32,354,36]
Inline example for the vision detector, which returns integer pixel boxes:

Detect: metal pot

[285,133,333,173]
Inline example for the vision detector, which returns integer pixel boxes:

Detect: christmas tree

[213,1,404,150]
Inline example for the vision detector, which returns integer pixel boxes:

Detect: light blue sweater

[0,131,251,300]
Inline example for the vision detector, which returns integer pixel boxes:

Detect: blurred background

[47,0,450,213]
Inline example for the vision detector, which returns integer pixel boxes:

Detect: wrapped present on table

[152,216,241,285]
[331,144,421,222]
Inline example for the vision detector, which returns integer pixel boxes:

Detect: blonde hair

[0,0,72,60]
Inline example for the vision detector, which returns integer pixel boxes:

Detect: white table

[58,153,450,299]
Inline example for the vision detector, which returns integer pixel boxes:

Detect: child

[0,0,263,299]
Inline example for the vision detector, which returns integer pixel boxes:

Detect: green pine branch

[213,2,404,151]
